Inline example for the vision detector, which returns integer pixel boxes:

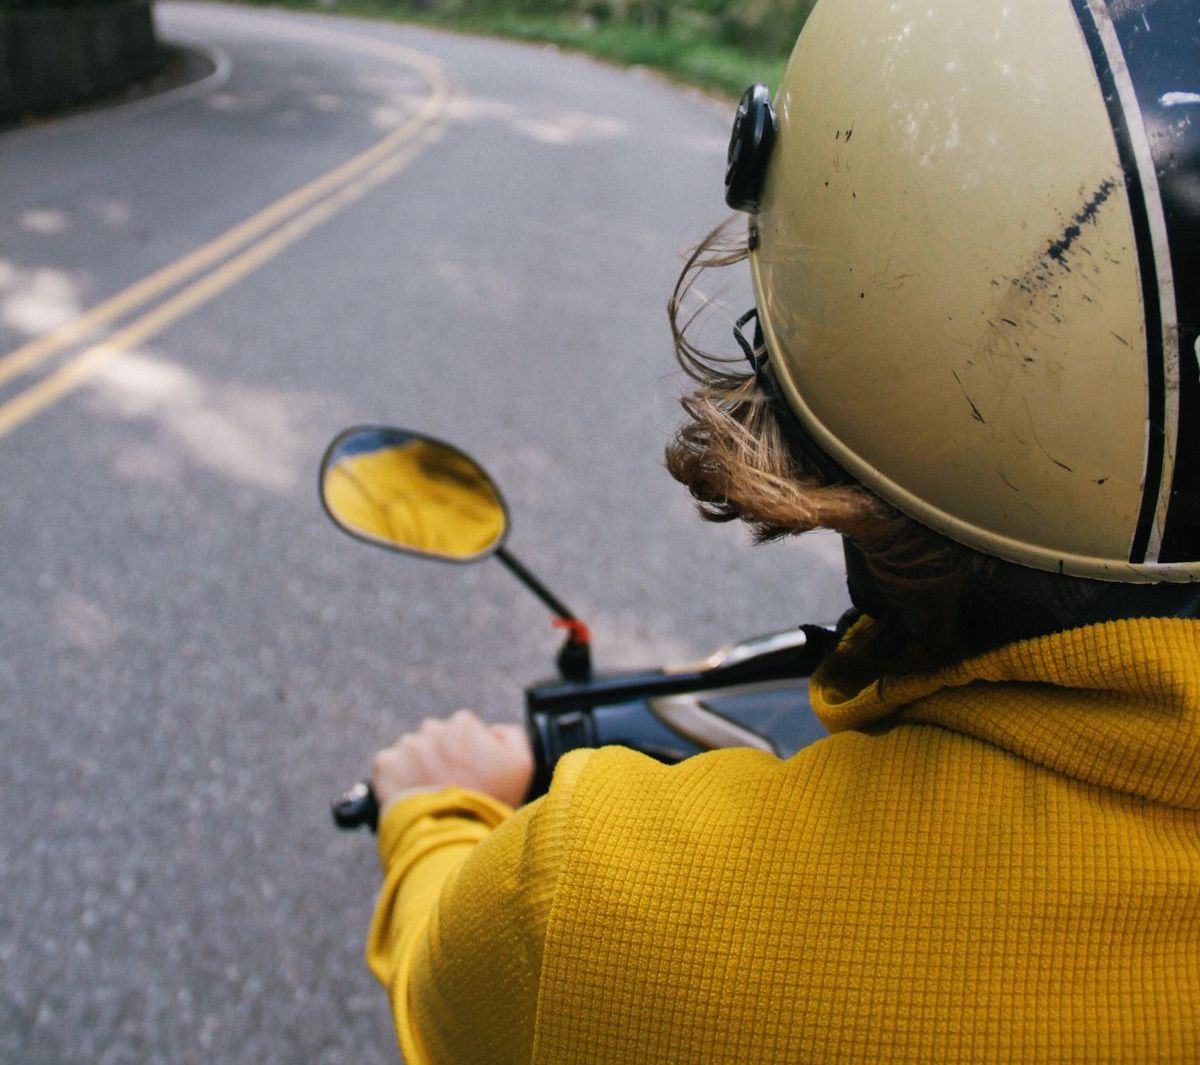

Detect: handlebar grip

[332,780,379,831]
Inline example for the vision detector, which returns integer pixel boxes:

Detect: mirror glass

[320,427,509,562]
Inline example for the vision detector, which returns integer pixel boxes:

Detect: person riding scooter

[363,2,1200,1060]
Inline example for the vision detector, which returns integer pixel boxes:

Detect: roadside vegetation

[234,0,816,98]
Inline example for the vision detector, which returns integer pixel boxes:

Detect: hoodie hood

[812,617,1200,810]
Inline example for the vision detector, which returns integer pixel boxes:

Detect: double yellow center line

[0,30,450,439]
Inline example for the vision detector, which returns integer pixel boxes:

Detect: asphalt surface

[0,5,849,1062]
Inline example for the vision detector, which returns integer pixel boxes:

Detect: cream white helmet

[726,0,1200,581]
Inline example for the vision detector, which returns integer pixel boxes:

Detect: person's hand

[371,709,534,809]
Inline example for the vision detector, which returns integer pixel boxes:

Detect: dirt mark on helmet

[1044,179,1119,268]
[975,175,1124,375]
[951,370,986,423]
[1003,176,1121,295]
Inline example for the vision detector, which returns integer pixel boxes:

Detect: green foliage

[476,12,779,73]
[0,0,138,8]
[233,0,799,97]
[429,0,818,54]
[721,0,817,55]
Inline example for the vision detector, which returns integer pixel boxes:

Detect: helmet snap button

[725,84,777,213]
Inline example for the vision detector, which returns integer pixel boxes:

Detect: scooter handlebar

[332,780,379,831]
[331,625,836,831]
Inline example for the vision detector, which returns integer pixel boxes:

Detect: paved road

[0,5,849,1062]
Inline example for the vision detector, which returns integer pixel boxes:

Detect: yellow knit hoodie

[368,617,1200,1063]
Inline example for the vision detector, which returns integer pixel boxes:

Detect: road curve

[0,6,848,1063]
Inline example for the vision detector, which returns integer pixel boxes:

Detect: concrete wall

[0,0,162,123]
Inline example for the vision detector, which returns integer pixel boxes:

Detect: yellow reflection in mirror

[322,433,506,560]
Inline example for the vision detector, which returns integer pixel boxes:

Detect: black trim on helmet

[1103,2,1200,564]
[1070,0,1170,565]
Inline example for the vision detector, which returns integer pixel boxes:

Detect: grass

[231,0,786,100]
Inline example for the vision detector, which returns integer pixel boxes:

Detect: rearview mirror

[319,426,509,562]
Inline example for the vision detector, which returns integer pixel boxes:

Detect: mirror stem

[494,547,593,679]
[495,546,580,623]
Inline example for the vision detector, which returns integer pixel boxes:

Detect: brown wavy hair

[664,222,1110,680]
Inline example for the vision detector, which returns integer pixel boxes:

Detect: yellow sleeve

[366,752,592,1065]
